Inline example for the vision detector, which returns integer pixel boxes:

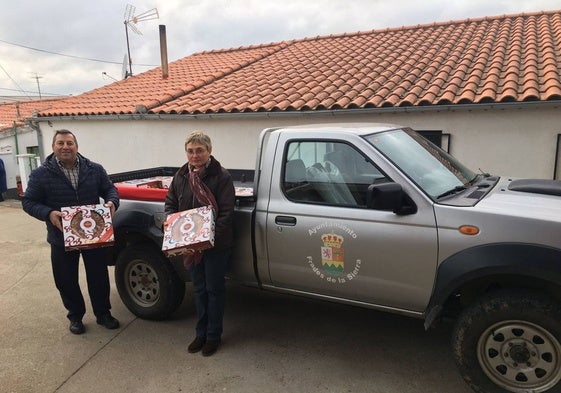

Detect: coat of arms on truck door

[321,233,344,275]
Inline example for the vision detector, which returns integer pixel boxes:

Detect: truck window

[283,140,389,207]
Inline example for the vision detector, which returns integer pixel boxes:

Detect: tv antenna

[124,4,159,78]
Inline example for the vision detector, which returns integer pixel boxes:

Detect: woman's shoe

[188,336,206,353]
[201,339,221,356]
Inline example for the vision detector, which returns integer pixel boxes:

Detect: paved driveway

[0,200,472,393]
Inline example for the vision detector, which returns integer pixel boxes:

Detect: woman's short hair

[185,131,212,152]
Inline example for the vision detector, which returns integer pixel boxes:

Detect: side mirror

[366,182,417,215]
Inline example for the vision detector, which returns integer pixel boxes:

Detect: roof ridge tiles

[195,41,290,55]
[257,9,561,48]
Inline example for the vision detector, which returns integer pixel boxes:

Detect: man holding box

[22,130,120,335]
[165,131,235,357]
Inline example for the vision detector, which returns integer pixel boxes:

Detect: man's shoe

[201,339,221,357]
[69,321,85,335]
[96,314,120,329]
[187,336,206,353]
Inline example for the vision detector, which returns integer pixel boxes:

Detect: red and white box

[61,204,114,251]
[235,187,253,197]
[136,180,164,189]
[162,205,215,257]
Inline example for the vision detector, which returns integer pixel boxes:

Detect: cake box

[61,204,115,251]
[135,179,164,189]
[162,205,215,257]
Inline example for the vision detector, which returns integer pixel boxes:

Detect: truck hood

[434,177,561,255]
[476,177,561,222]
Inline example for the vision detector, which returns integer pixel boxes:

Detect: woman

[164,131,235,356]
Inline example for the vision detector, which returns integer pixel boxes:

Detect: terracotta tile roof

[0,99,63,131]
[40,10,561,117]
[40,44,287,116]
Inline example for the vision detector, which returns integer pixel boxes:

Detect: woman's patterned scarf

[183,163,219,269]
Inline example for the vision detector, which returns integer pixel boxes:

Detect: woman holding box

[164,131,235,357]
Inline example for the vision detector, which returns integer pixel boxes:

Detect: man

[22,130,120,334]
[0,157,7,201]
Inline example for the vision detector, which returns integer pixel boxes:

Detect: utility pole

[32,73,43,99]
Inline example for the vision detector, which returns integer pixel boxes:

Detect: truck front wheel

[115,244,185,320]
[452,290,561,393]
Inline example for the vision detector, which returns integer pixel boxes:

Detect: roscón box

[61,204,115,251]
[162,205,215,257]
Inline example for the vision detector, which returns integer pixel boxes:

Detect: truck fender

[113,208,163,244]
[424,243,561,330]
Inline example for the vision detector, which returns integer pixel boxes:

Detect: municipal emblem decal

[321,233,344,275]
[306,223,362,284]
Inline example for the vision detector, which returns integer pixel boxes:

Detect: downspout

[12,121,19,154]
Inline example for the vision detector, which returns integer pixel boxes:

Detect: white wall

[0,152,16,189]
[37,104,561,180]
[0,127,41,188]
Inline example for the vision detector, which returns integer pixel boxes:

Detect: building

[19,10,561,183]
[0,99,64,197]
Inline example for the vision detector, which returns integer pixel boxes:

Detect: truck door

[264,137,438,313]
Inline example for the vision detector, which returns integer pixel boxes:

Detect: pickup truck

[109,123,561,393]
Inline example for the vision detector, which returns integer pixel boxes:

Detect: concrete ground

[0,199,473,393]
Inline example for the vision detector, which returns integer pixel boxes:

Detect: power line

[0,63,31,99]
[0,87,65,97]
[0,38,158,67]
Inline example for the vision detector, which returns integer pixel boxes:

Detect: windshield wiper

[436,185,467,199]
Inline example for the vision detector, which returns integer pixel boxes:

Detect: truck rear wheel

[452,290,561,393]
[115,244,185,320]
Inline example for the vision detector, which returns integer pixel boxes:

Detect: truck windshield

[365,128,477,200]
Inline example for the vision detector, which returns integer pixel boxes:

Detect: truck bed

[110,167,255,201]
[109,166,258,285]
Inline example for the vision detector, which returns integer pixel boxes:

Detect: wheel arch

[424,243,561,329]
[111,208,164,264]
[114,243,187,320]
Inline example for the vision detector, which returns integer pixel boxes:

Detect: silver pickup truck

[110,123,561,393]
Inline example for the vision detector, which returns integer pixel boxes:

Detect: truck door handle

[275,215,297,226]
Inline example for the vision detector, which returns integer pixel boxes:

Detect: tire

[115,244,185,320]
[452,290,561,393]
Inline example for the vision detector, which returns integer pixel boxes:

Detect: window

[26,146,39,156]
[26,146,40,169]
[283,140,389,207]
[417,130,451,153]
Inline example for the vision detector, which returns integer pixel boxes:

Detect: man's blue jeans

[188,248,230,340]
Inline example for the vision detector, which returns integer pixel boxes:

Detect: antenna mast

[123,4,159,78]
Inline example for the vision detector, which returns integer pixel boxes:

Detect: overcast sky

[1,0,560,99]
